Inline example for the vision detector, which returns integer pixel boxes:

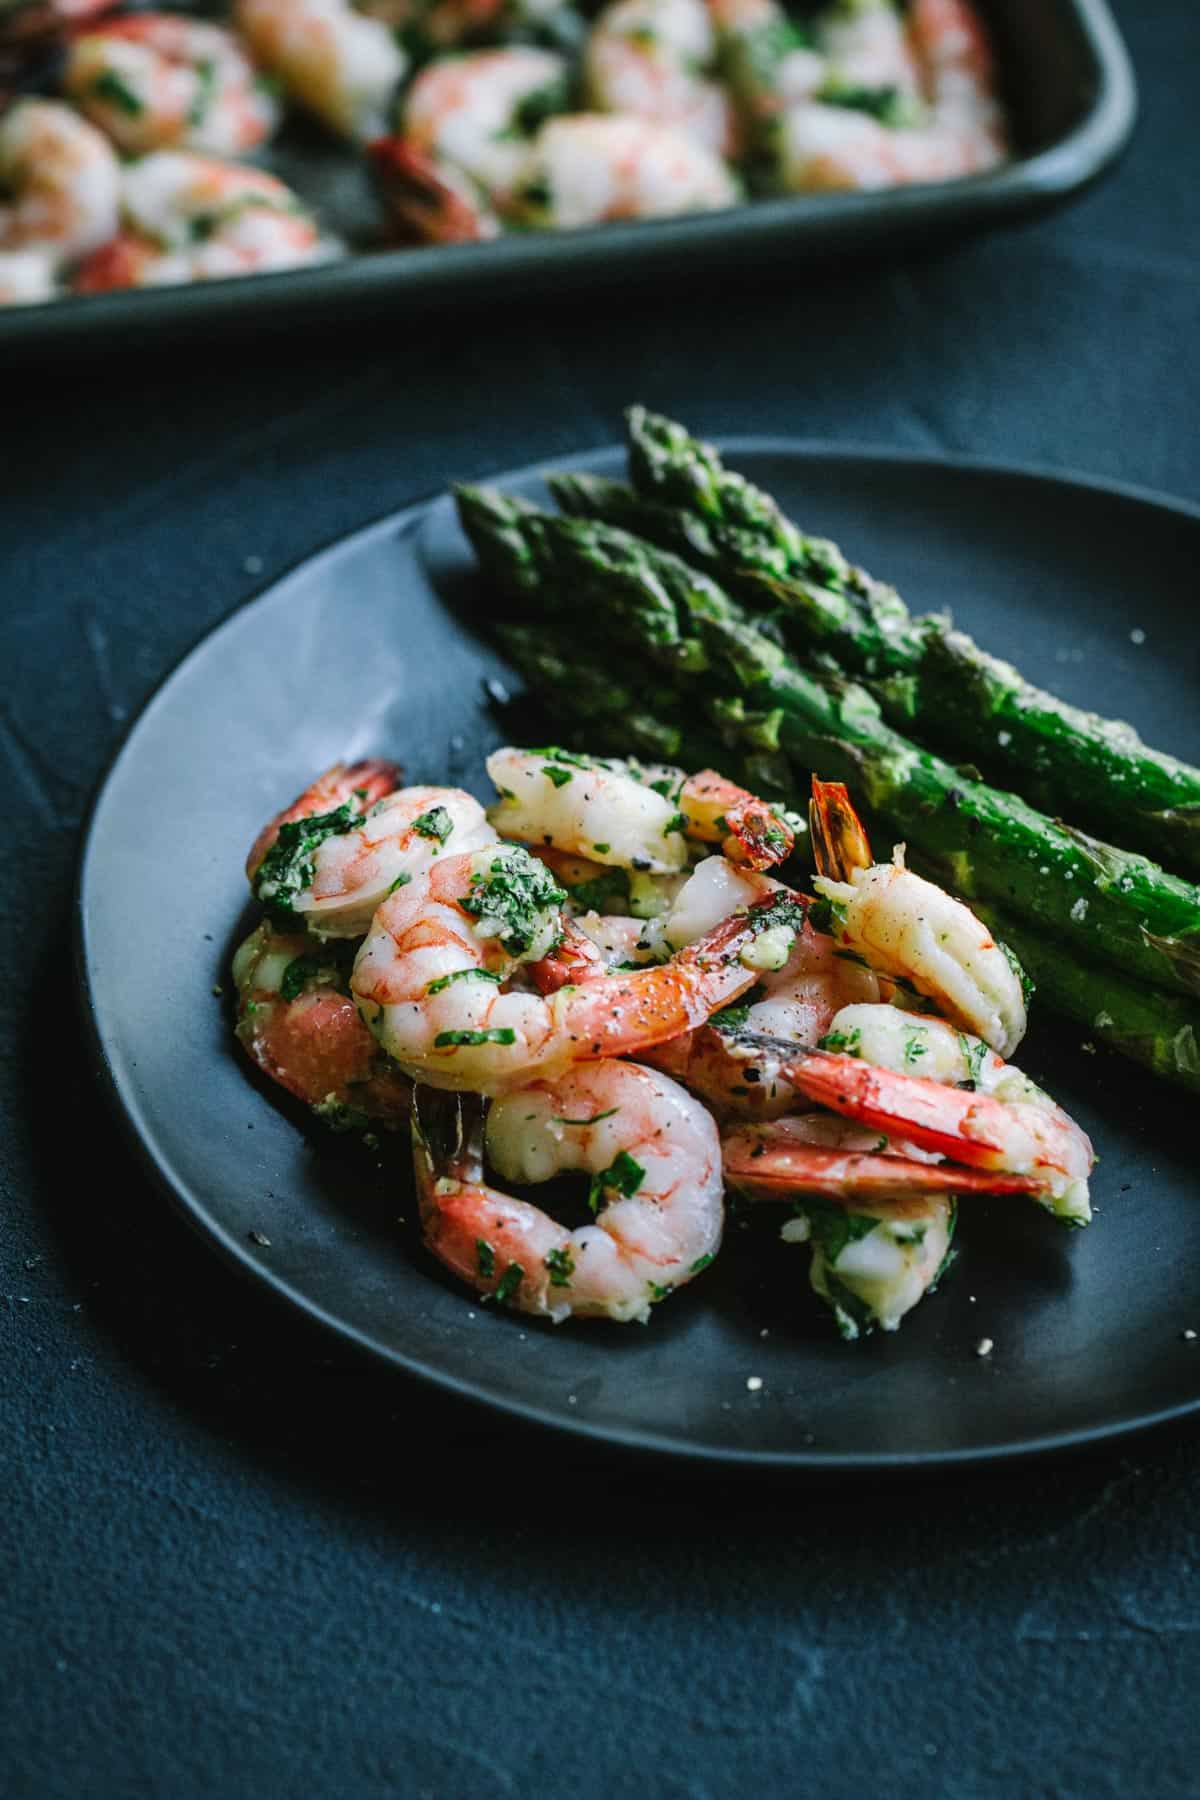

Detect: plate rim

[76,437,1200,1471]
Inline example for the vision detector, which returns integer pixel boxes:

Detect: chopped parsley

[818,1026,862,1056]
[312,1095,371,1135]
[800,1197,880,1267]
[493,1261,524,1306]
[460,846,566,955]
[187,56,217,128]
[425,968,502,995]
[552,1107,618,1125]
[648,1281,673,1303]
[434,1027,516,1047]
[476,1238,496,1279]
[388,872,412,894]
[541,764,573,788]
[280,951,340,1003]
[587,1149,645,1214]
[711,983,767,1035]
[903,1031,928,1066]
[92,69,144,116]
[956,1032,989,1090]
[544,1247,574,1287]
[690,1253,714,1275]
[568,866,630,913]
[663,811,688,838]
[821,1269,877,1341]
[591,842,610,855]
[412,805,454,843]
[253,799,362,923]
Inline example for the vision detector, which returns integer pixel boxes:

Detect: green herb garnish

[587,1149,645,1214]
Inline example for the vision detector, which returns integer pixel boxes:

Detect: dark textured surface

[4,0,1200,1790]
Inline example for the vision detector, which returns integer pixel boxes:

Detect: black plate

[77,442,1200,1469]
[5,0,1135,353]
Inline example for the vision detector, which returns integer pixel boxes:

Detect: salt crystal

[975,1337,994,1358]
[746,1376,763,1392]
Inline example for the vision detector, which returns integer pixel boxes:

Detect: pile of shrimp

[232,743,1093,1340]
[0,0,1008,305]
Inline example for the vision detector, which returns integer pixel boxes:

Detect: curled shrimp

[247,761,498,939]
[0,98,119,266]
[487,747,795,877]
[351,841,807,1094]
[233,921,412,1128]
[412,1059,723,1322]
[370,136,502,245]
[63,14,281,158]
[723,1108,1038,1202]
[74,153,335,292]
[584,0,738,157]
[508,113,738,228]
[234,0,408,143]
[810,776,1027,1057]
[399,48,569,215]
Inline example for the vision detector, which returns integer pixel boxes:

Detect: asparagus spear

[457,486,1200,1003]
[494,618,1200,1093]
[620,407,1200,878]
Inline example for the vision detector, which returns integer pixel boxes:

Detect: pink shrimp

[63,14,281,157]
[351,842,807,1094]
[246,759,401,881]
[411,1058,723,1321]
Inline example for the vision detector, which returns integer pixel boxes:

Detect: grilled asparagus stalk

[616,407,1200,877]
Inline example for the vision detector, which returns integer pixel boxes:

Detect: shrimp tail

[723,1127,1040,1204]
[808,776,874,883]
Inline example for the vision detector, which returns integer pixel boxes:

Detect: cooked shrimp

[234,0,407,142]
[810,776,1027,1057]
[63,15,281,157]
[370,135,502,244]
[815,0,922,102]
[584,0,738,157]
[400,48,569,213]
[246,758,402,880]
[249,769,497,939]
[73,152,336,291]
[351,841,806,1093]
[784,1189,957,1339]
[489,748,795,876]
[233,921,412,1127]
[779,1045,1094,1221]
[411,1059,723,1321]
[777,98,995,191]
[0,246,56,304]
[0,98,119,265]
[509,113,738,228]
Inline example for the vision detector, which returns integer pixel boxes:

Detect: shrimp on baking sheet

[234,0,408,142]
[233,921,413,1129]
[584,0,738,157]
[0,98,119,269]
[401,48,570,212]
[508,112,738,228]
[412,1058,723,1321]
[351,841,807,1093]
[487,747,796,875]
[73,152,338,291]
[63,14,281,157]
[774,0,1004,192]
[246,761,498,939]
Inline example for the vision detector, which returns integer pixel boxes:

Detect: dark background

[5,1,1199,1792]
